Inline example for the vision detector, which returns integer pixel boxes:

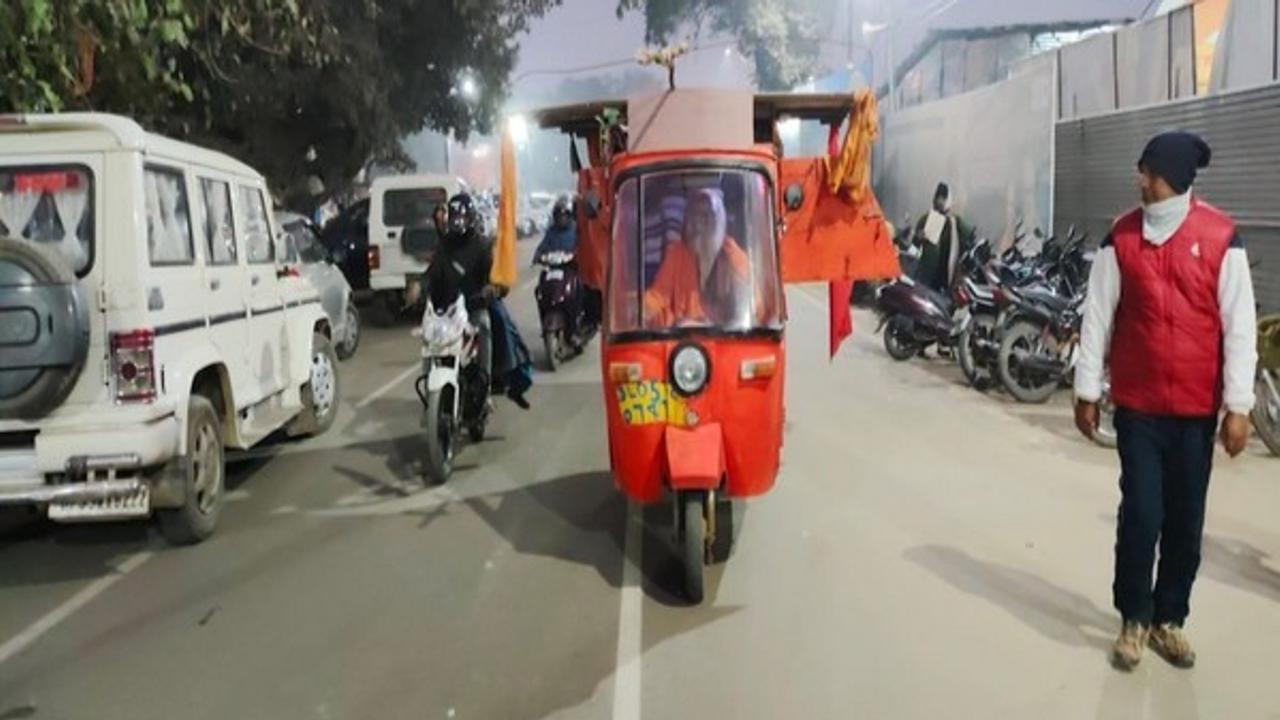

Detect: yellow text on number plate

[615,380,689,426]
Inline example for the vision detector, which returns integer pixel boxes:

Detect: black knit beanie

[1138,131,1211,194]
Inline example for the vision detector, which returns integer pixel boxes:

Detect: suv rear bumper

[35,413,180,474]
[0,478,144,505]
[0,413,180,508]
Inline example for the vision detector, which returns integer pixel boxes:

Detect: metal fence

[1055,82,1280,310]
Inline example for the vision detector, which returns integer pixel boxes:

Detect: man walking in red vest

[1075,131,1257,671]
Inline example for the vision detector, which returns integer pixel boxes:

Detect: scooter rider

[534,195,603,329]
[535,197,577,260]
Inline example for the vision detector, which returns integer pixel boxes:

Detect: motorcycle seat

[913,283,953,315]
[1022,287,1071,313]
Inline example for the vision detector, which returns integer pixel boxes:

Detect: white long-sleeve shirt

[1075,223,1258,414]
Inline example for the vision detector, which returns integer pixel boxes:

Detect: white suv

[367,173,467,312]
[0,113,340,543]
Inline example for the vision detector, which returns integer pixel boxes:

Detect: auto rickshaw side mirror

[581,190,602,219]
[783,183,804,212]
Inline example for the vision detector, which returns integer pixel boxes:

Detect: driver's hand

[1221,412,1251,458]
[1074,399,1099,440]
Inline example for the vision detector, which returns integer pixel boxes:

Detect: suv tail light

[367,245,381,271]
[111,329,156,403]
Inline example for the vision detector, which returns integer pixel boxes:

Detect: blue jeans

[1112,408,1217,626]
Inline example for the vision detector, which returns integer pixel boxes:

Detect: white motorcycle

[414,294,491,484]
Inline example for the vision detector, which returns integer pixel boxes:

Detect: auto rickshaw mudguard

[663,423,725,491]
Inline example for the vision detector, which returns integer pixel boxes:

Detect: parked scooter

[535,249,597,371]
[875,236,990,362]
[414,290,491,484]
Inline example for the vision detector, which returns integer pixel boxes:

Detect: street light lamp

[460,77,479,101]
[506,114,529,147]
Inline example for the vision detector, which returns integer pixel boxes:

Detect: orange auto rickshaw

[533,88,898,602]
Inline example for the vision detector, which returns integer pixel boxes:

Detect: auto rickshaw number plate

[615,380,691,427]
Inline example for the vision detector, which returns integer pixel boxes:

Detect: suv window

[200,178,238,265]
[145,166,195,265]
[293,224,327,264]
[239,186,273,263]
[383,187,446,227]
[0,165,96,275]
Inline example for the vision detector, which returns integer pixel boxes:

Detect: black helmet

[552,197,573,227]
[445,193,480,238]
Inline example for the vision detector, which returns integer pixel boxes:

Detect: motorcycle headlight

[423,302,467,350]
[670,344,710,396]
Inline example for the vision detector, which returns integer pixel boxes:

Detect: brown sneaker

[1111,621,1149,671]
[1149,623,1196,669]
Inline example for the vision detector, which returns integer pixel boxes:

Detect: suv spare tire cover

[0,237,91,419]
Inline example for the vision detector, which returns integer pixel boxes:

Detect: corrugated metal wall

[1055,83,1280,310]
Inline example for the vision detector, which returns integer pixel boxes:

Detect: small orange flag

[491,128,518,288]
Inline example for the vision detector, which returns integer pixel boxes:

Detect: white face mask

[1142,190,1192,245]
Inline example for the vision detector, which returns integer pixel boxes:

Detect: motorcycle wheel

[998,320,1060,404]
[680,491,706,604]
[543,330,560,372]
[958,313,996,391]
[1251,369,1280,456]
[883,316,917,362]
[423,388,455,484]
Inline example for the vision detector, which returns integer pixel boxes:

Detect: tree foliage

[616,0,821,90]
[0,0,559,205]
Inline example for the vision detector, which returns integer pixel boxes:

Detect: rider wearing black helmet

[419,192,496,381]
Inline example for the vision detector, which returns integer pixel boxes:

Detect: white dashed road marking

[0,551,153,666]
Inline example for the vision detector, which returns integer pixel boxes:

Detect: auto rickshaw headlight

[671,344,710,396]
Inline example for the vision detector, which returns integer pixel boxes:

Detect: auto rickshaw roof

[533,90,855,139]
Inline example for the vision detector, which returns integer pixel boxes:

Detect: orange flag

[827,121,853,359]
[491,128,518,288]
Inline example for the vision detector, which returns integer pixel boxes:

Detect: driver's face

[686,200,717,252]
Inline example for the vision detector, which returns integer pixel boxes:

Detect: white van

[0,113,340,543]
[367,173,467,310]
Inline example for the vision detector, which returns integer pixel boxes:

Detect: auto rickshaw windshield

[609,168,783,334]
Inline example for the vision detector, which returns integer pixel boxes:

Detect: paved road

[3,272,1280,719]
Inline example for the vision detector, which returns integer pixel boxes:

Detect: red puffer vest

[1109,198,1235,417]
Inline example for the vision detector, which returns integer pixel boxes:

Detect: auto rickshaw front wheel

[679,490,711,604]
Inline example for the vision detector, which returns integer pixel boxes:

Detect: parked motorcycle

[990,227,1095,403]
[1253,313,1280,456]
[996,285,1085,403]
[953,239,1000,389]
[414,292,491,484]
[535,249,597,371]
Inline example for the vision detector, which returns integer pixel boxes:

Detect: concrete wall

[876,54,1056,247]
